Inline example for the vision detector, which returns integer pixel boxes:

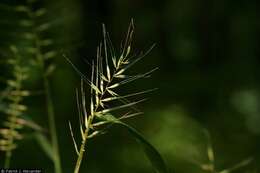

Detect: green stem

[29,7,62,170]
[34,30,62,173]
[73,59,124,172]
[73,128,89,173]
[43,75,62,173]
[30,16,62,172]
[34,35,62,173]
[4,148,12,168]
[73,110,96,173]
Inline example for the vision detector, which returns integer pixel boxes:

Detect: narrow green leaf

[100,114,168,173]
[34,133,54,161]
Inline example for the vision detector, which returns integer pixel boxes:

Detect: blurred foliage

[0,0,259,173]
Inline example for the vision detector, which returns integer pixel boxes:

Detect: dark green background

[0,0,259,172]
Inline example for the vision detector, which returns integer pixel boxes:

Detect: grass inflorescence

[0,0,61,172]
[0,46,30,168]
[67,20,168,173]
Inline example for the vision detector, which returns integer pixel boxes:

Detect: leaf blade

[34,133,55,161]
[100,114,168,173]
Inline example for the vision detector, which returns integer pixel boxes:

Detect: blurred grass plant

[0,46,30,168]
[199,131,253,173]
[13,1,62,173]
[0,0,61,172]
[147,106,254,173]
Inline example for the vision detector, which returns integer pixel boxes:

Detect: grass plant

[67,20,168,173]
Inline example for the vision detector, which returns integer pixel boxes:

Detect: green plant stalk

[73,123,90,173]
[27,5,62,171]
[73,111,98,173]
[36,49,62,173]
[36,43,62,173]
[73,60,121,172]
[4,150,11,168]
[31,24,62,173]
[43,75,62,173]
